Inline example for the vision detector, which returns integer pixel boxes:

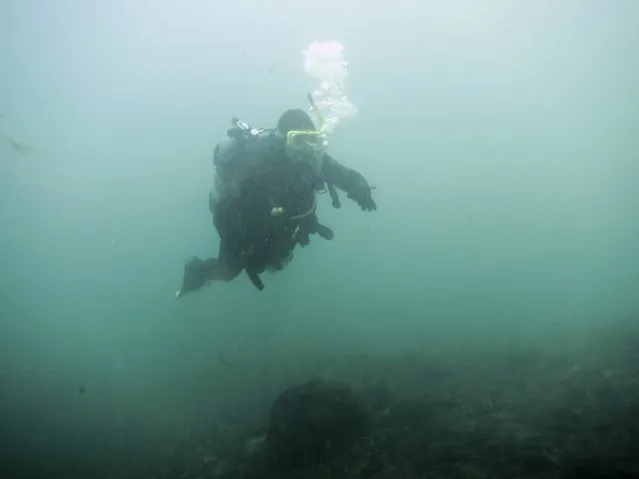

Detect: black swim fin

[176,257,217,298]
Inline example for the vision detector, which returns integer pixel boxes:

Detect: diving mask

[285,129,328,175]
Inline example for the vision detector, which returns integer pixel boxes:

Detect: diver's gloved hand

[348,186,377,212]
[176,256,215,299]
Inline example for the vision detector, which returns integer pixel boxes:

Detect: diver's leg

[176,243,243,298]
[176,257,215,298]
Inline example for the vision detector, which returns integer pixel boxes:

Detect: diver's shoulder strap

[226,117,286,158]
[214,117,282,172]
[226,117,272,142]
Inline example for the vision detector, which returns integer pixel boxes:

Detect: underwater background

[1,0,638,477]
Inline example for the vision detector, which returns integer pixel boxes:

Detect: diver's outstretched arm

[321,154,376,211]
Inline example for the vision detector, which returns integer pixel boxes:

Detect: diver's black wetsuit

[176,111,376,298]
[178,157,332,295]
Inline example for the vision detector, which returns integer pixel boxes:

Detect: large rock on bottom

[266,379,369,469]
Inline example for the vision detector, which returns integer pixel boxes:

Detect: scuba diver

[176,103,376,298]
